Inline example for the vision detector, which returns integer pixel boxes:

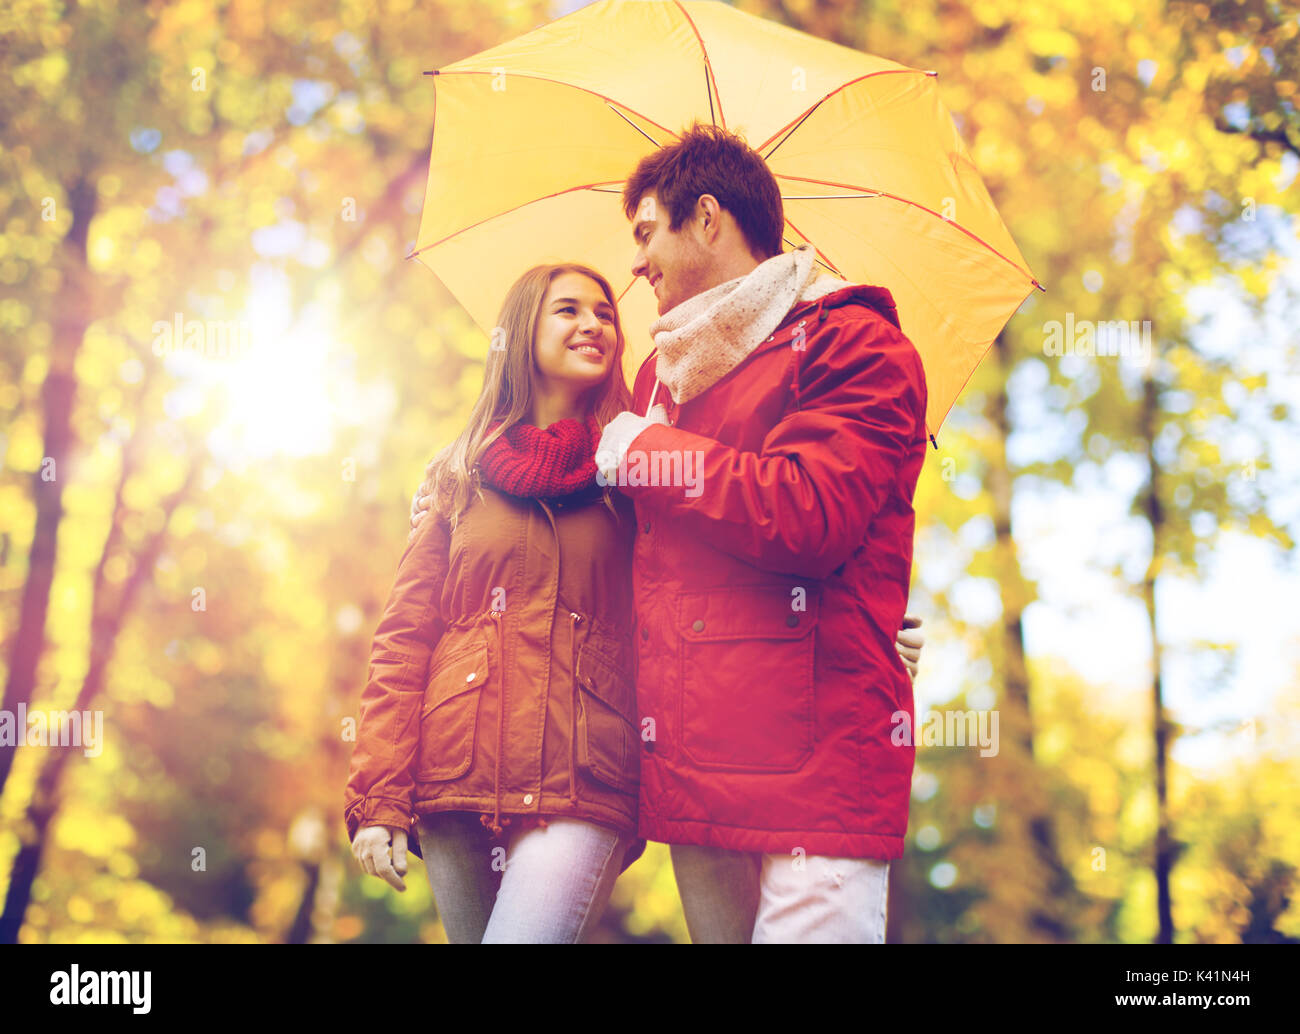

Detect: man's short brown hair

[622,122,785,260]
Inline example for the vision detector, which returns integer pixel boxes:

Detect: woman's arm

[344,510,451,848]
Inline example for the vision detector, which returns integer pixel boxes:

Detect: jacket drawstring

[480,811,510,836]
[569,609,582,806]
[483,613,509,837]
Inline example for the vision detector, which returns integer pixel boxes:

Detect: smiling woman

[345,259,649,943]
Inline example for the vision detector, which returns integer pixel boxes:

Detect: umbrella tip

[924,69,938,77]
[423,69,439,76]
[929,433,938,451]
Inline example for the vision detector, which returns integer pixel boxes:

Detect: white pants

[670,843,890,943]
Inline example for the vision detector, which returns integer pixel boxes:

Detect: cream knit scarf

[649,243,848,407]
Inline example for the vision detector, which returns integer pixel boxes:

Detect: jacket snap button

[643,521,651,534]
[644,740,655,753]
[465,672,476,683]
[641,626,649,641]
[523,793,534,805]
[691,619,704,632]
[786,614,799,628]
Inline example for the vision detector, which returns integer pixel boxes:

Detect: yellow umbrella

[408,0,1041,438]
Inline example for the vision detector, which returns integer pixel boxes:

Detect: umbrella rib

[424,68,683,144]
[781,214,844,279]
[606,104,663,148]
[754,68,935,156]
[763,104,822,162]
[406,180,626,258]
[615,276,640,309]
[673,0,726,129]
[782,193,881,199]
[778,174,1042,289]
[781,234,844,278]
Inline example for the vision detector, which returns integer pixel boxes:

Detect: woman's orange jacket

[344,481,645,872]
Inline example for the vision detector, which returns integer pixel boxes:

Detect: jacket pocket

[575,637,639,794]
[678,587,818,772]
[416,635,488,782]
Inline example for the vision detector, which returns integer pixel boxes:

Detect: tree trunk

[986,332,1079,941]
[1139,371,1175,944]
[0,177,97,797]
[0,457,199,943]
[285,862,323,945]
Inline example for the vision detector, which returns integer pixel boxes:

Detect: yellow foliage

[53,804,137,859]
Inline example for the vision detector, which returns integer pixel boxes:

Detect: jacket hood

[793,280,902,332]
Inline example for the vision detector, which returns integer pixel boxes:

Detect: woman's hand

[352,824,408,891]
[896,614,924,680]
[409,484,432,539]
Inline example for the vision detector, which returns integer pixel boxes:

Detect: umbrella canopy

[409,0,1040,437]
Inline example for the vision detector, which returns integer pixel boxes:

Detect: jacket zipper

[539,499,583,814]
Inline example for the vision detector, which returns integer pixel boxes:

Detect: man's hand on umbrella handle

[896,614,924,680]
[351,825,408,892]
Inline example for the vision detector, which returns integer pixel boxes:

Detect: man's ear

[695,194,722,245]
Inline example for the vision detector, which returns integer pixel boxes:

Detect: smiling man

[595,122,929,944]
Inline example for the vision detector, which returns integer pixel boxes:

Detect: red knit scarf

[478,415,602,499]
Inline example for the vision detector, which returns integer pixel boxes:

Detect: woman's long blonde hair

[422,263,634,528]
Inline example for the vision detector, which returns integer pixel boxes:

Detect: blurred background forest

[1,0,1297,944]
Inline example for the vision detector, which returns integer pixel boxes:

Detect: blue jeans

[416,812,633,943]
[670,843,891,943]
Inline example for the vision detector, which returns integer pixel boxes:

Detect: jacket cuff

[345,795,415,841]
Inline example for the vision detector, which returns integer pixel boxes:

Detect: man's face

[630,191,709,316]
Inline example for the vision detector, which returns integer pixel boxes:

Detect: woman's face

[531,272,619,395]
